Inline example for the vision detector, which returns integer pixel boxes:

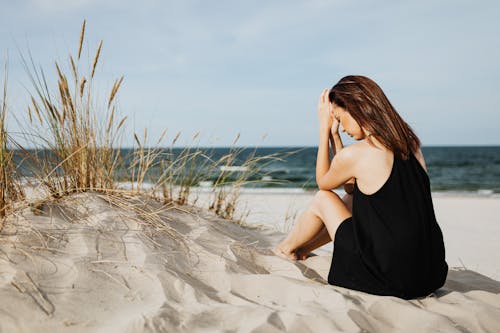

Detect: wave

[220,166,249,172]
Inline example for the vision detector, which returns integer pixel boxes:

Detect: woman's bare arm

[329,131,355,194]
[317,145,356,191]
[329,131,343,155]
[316,89,355,192]
[316,123,333,184]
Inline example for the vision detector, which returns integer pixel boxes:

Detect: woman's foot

[295,248,311,261]
[272,245,299,260]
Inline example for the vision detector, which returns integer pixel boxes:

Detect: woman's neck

[364,135,388,151]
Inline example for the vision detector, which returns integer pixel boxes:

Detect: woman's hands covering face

[318,88,340,134]
[317,89,333,131]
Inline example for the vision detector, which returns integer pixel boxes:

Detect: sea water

[15,146,500,196]
[171,146,500,195]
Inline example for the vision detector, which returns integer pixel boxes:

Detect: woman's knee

[310,190,351,234]
[312,190,351,213]
[314,189,340,202]
[311,190,342,212]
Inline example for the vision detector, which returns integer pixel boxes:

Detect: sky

[1,0,499,147]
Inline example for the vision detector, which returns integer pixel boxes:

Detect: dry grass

[125,130,288,222]
[153,133,292,222]
[20,20,125,198]
[206,139,284,222]
[0,60,25,220]
[2,20,293,227]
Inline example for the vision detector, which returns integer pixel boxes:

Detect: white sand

[195,190,500,279]
[0,191,499,332]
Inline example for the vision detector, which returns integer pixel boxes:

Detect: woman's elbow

[317,179,332,191]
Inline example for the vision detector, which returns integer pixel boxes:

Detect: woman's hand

[331,112,340,135]
[317,88,333,132]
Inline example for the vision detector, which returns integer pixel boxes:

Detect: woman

[274,75,448,300]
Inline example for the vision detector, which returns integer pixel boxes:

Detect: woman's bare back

[353,139,427,195]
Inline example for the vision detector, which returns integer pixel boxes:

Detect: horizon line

[13,144,500,150]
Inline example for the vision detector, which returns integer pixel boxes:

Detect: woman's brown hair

[328,75,421,160]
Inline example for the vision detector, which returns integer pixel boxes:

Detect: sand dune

[0,192,499,332]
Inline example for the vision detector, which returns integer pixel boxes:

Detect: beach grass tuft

[0,60,25,221]
[19,20,125,198]
[1,20,292,226]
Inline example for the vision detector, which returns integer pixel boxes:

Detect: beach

[0,190,499,332]
[233,191,500,280]
[1,5,499,332]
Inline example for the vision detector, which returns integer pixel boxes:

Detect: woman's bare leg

[295,227,331,259]
[343,192,353,212]
[273,191,352,260]
[294,193,353,259]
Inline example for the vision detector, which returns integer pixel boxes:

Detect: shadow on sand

[438,268,500,295]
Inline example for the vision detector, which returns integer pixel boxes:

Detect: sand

[0,190,499,332]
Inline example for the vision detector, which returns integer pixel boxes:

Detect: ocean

[15,146,500,196]
[128,146,500,195]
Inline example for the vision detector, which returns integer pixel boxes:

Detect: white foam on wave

[431,189,499,198]
[111,181,500,198]
[220,166,249,172]
[477,189,494,196]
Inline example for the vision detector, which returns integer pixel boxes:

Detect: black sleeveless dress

[327,153,448,299]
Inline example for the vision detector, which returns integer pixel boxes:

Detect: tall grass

[206,137,286,222]
[0,61,25,219]
[21,20,126,198]
[155,131,207,205]
[130,131,288,222]
[129,128,167,194]
[4,20,293,225]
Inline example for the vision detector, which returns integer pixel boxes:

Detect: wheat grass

[0,60,25,221]
[4,20,293,229]
[77,20,85,60]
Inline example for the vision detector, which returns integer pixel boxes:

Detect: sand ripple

[0,192,499,332]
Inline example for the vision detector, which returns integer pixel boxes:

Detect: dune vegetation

[0,20,289,227]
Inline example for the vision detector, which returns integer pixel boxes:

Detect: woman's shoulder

[348,140,394,195]
[335,140,370,164]
[339,140,391,173]
[342,139,376,153]
[349,138,390,159]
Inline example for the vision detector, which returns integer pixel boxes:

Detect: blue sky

[1,0,499,147]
